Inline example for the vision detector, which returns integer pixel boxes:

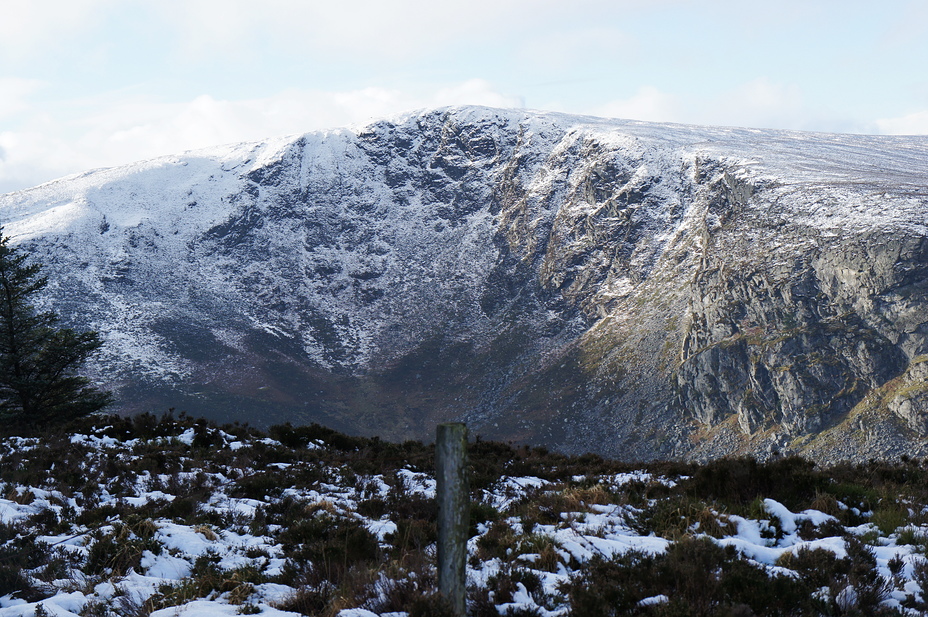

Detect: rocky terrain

[1,106,927,461]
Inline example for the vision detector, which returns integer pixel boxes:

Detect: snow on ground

[2,422,928,616]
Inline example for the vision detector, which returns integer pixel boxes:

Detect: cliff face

[2,106,928,461]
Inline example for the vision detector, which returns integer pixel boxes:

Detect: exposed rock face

[887,358,928,435]
[2,107,928,461]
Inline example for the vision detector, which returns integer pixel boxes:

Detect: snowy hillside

[5,414,928,616]
[1,107,928,461]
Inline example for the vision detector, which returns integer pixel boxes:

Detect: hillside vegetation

[4,414,928,616]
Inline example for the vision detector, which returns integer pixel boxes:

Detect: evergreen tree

[0,230,111,425]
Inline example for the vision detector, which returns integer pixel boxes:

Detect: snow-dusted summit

[2,106,928,461]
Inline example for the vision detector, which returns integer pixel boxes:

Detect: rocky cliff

[2,106,927,461]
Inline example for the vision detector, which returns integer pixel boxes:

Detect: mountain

[2,106,928,461]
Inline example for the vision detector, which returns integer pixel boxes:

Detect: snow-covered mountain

[2,106,928,461]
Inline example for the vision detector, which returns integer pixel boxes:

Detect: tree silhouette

[0,230,111,425]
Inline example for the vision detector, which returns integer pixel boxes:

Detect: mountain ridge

[2,106,928,461]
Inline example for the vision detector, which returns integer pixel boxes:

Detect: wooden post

[436,422,469,616]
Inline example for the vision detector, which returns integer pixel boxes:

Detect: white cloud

[431,79,523,109]
[707,78,806,129]
[0,128,77,193]
[704,78,870,133]
[883,1,928,47]
[588,79,863,134]
[144,0,672,65]
[732,78,803,111]
[517,26,637,71]
[593,86,681,123]
[594,79,812,130]
[152,0,563,61]
[876,110,928,135]
[2,0,921,193]
[0,80,521,194]
[82,81,519,161]
[0,1,113,59]
[0,78,44,119]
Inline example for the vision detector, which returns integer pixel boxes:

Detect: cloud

[588,79,865,134]
[592,86,681,123]
[0,80,521,194]
[591,80,809,129]
[705,78,872,133]
[731,78,803,111]
[0,1,113,60]
[140,0,672,66]
[0,78,44,119]
[0,129,76,194]
[882,1,928,47]
[876,110,928,135]
[87,89,407,159]
[517,26,637,71]
[707,78,806,129]
[84,81,520,159]
[595,79,812,130]
[431,79,523,109]
[152,0,565,61]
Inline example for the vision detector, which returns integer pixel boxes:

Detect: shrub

[272,585,333,616]
[364,553,436,614]
[474,520,519,563]
[843,535,891,612]
[560,549,656,616]
[278,513,380,590]
[84,519,162,577]
[382,492,438,554]
[796,516,845,541]
[231,472,285,500]
[897,527,928,552]
[904,558,928,611]
[516,534,563,572]
[487,566,544,605]
[776,546,850,589]
[469,500,501,535]
[871,503,909,535]
[406,592,458,617]
[562,537,813,617]
[636,496,736,540]
[150,553,266,609]
[683,456,823,512]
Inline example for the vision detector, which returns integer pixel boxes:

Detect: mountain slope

[2,106,928,461]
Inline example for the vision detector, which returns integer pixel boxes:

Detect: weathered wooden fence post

[436,422,469,616]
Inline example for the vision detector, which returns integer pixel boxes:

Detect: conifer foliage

[0,230,111,425]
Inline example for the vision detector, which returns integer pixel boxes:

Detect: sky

[1,0,927,193]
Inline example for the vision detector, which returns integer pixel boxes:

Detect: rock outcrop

[2,106,927,461]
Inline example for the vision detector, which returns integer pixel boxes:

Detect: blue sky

[1,0,927,193]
